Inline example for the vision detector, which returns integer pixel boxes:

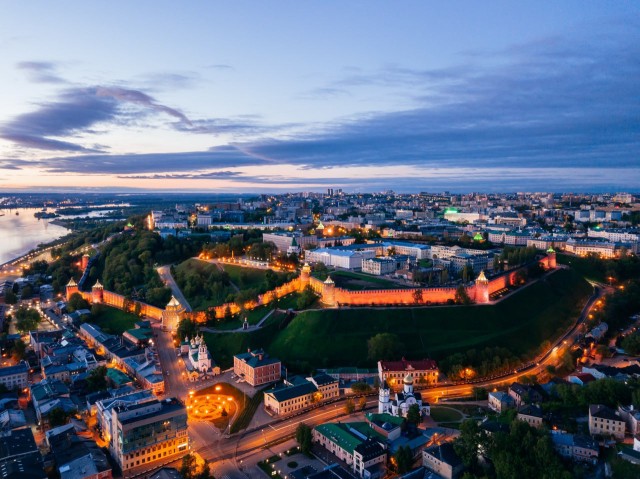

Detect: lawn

[430,407,464,423]
[203,312,283,368]
[222,264,289,291]
[267,268,592,370]
[319,270,402,291]
[89,305,139,334]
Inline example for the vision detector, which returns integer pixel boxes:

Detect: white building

[362,257,397,276]
[378,374,430,418]
[184,334,213,375]
[305,248,375,270]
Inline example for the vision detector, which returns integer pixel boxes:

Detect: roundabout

[187,385,239,428]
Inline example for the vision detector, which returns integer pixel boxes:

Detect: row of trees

[455,418,573,478]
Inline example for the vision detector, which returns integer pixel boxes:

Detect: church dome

[403,373,414,385]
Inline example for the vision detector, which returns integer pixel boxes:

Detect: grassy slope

[89,306,139,334]
[267,268,592,368]
[557,253,607,283]
[174,259,234,310]
[203,268,591,370]
[222,264,288,290]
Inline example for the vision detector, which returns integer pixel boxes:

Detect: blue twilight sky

[0,1,638,193]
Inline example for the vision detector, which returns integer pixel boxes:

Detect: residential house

[588,404,625,440]
[422,443,464,479]
[488,391,515,413]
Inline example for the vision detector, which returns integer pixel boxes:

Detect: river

[0,208,70,265]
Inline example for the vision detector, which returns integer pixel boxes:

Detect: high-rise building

[110,398,188,477]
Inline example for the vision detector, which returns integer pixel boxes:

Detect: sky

[0,1,638,193]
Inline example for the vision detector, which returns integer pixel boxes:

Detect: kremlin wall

[67,249,557,332]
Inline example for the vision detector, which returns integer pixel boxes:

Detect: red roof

[379,358,438,372]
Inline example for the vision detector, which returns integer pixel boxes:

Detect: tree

[4,289,17,304]
[412,289,423,304]
[454,285,472,305]
[177,318,198,341]
[67,292,90,312]
[180,454,197,479]
[344,399,356,414]
[295,423,312,454]
[367,333,403,361]
[10,339,26,361]
[86,365,108,392]
[15,307,40,333]
[406,404,421,425]
[351,382,372,394]
[358,396,367,411]
[48,407,71,428]
[622,333,640,355]
[297,286,317,310]
[196,461,212,479]
[394,445,413,474]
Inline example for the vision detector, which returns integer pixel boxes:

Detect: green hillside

[205,268,592,371]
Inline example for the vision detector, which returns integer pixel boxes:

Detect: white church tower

[378,381,391,414]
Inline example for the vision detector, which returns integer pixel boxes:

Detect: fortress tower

[547,247,557,269]
[65,278,79,301]
[81,254,90,270]
[474,270,490,304]
[300,262,311,291]
[322,276,336,306]
[91,280,104,304]
[162,296,185,332]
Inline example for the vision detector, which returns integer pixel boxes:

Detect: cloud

[34,145,269,174]
[0,85,193,152]
[117,170,242,180]
[16,61,67,84]
[206,64,234,70]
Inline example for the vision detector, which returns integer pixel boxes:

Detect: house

[149,468,183,479]
[517,404,544,428]
[422,443,464,479]
[567,373,596,387]
[488,391,515,413]
[617,405,640,436]
[0,361,29,391]
[550,432,599,464]
[0,428,46,479]
[508,383,543,407]
[233,348,281,387]
[46,424,112,479]
[588,404,625,440]
[312,423,387,478]
[378,359,439,390]
[264,374,339,416]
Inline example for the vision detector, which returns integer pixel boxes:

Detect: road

[157,265,193,312]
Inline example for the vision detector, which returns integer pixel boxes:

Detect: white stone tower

[378,381,391,414]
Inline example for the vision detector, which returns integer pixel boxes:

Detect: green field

[222,264,289,291]
[316,270,402,291]
[89,305,139,334]
[203,268,592,371]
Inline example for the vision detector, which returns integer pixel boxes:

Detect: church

[183,334,214,378]
[378,373,430,418]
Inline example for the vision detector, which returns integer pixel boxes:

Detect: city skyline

[0,2,639,192]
